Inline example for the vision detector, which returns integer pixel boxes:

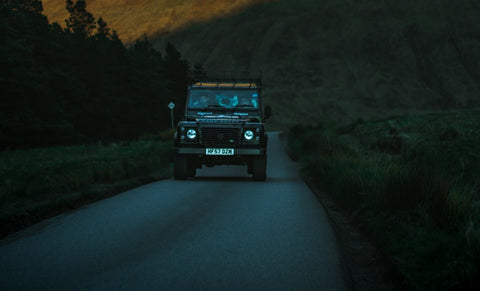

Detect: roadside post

[168,102,175,129]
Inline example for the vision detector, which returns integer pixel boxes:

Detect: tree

[0,2,194,148]
[95,17,111,40]
[65,0,95,38]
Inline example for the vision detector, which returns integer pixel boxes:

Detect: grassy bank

[0,131,174,237]
[289,110,480,290]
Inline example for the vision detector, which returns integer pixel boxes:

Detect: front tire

[174,154,189,180]
[252,155,267,181]
[247,160,253,174]
[188,159,197,177]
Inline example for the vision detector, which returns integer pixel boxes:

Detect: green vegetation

[0,0,190,235]
[289,110,480,290]
[3,4,480,287]
[1,0,190,150]
[0,130,174,237]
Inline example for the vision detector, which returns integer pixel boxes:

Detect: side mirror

[264,105,272,120]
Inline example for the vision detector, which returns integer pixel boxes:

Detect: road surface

[0,132,347,290]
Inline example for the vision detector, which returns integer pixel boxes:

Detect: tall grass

[0,140,171,201]
[0,133,173,235]
[289,110,480,290]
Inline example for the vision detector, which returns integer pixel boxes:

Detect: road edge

[279,131,402,291]
[0,170,172,239]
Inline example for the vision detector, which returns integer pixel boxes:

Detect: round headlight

[186,129,197,139]
[244,130,254,140]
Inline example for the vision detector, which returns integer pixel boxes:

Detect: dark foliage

[65,0,95,38]
[0,0,190,149]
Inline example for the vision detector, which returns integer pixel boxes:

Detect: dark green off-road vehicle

[173,76,271,181]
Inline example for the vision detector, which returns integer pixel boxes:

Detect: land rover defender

[173,76,270,181]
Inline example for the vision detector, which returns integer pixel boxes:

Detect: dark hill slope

[155,0,480,128]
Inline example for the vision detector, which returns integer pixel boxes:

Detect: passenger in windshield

[217,95,239,108]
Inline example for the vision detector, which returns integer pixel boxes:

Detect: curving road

[0,132,347,290]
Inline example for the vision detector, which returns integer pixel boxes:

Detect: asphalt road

[0,132,347,290]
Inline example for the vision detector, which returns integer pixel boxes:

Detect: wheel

[247,161,253,174]
[252,155,267,181]
[188,159,197,177]
[174,154,189,180]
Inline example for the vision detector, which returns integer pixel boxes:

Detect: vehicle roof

[191,82,258,89]
[190,77,261,90]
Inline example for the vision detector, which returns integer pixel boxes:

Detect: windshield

[188,89,259,110]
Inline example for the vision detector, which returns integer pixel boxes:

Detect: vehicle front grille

[200,127,241,146]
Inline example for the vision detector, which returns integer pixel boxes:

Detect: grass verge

[0,131,174,238]
[288,110,480,290]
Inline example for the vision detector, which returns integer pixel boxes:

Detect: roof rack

[190,71,262,89]
[191,80,260,89]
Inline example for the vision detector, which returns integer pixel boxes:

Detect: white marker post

[168,102,175,129]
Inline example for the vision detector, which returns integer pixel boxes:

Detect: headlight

[244,130,254,140]
[186,129,197,139]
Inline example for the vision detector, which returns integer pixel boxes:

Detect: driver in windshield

[239,95,258,108]
[239,96,251,106]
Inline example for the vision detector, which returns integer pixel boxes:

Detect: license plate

[206,148,234,155]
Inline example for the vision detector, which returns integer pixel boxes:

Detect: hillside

[155,0,480,128]
[42,0,273,44]
[42,0,480,128]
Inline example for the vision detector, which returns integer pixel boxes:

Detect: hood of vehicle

[179,114,263,129]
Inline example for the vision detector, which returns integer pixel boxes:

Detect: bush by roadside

[289,110,480,290]
[0,131,174,238]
